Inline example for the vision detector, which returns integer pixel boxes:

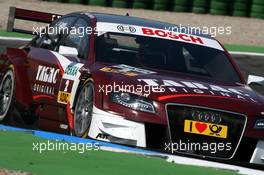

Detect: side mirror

[58,45,78,56]
[248,75,264,95]
[247,75,264,86]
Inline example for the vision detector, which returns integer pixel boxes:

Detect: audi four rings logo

[191,110,222,124]
[117,25,136,33]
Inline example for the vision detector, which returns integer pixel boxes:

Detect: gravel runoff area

[0,0,264,46]
[0,169,32,175]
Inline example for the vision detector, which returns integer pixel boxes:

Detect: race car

[0,9,264,165]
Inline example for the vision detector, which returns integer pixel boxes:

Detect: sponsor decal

[33,83,55,95]
[65,64,80,77]
[138,79,258,103]
[142,27,203,44]
[36,65,59,84]
[57,91,71,104]
[190,109,222,124]
[59,79,74,93]
[96,133,109,140]
[184,119,228,139]
[33,65,60,95]
[100,64,156,76]
[117,25,136,33]
[57,79,74,104]
[96,22,224,51]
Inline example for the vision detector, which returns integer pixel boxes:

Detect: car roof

[88,12,213,39]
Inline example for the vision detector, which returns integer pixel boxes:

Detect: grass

[0,130,239,175]
[224,44,264,54]
[0,29,33,38]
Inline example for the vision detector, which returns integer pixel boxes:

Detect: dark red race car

[0,8,264,165]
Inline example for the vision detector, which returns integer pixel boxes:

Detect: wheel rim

[0,71,14,119]
[74,83,93,136]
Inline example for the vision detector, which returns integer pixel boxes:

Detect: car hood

[92,63,264,114]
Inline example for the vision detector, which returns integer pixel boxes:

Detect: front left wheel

[73,82,94,137]
[0,69,15,122]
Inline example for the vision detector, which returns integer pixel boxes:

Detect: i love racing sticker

[184,120,228,139]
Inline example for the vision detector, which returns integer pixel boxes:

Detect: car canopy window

[95,32,241,83]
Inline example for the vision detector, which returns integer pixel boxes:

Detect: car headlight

[110,92,156,114]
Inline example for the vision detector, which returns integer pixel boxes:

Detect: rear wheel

[0,69,15,122]
[74,82,94,137]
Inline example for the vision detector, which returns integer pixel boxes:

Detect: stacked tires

[68,0,82,4]
[153,0,168,11]
[43,0,264,20]
[209,0,229,16]
[112,0,128,8]
[192,0,209,14]
[47,0,68,2]
[250,0,264,19]
[89,0,107,6]
[232,0,249,17]
[173,0,191,12]
[132,0,147,9]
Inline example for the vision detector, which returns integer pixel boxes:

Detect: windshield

[95,32,241,83]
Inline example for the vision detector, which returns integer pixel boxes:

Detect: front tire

[74,82,94,137]
[0,69,15,122]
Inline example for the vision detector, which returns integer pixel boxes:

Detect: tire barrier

[89,0,107,6]
[43,0,264,19]
[172,0,192,12]
[250,0,264,19]
[112,0,128,8]
[232,0,249,17]
[153,0,169,11]
[192,0,209,14]
[132,0,147,9]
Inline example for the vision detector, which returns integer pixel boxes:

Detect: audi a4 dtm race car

[0,10,264,165]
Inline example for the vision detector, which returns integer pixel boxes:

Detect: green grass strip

[224,44,264,53]
[0,130,238,175]
[0,29,33,38]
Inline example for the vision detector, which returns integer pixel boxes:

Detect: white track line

[99,145,263,175]
[166,155,264,175]
[229,51,264,57]
[0,36,32,41]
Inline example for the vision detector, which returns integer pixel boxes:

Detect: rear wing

[7,7,62,35]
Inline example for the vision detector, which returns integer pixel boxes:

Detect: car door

[25,16,78,105]
[25,15,91,131]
